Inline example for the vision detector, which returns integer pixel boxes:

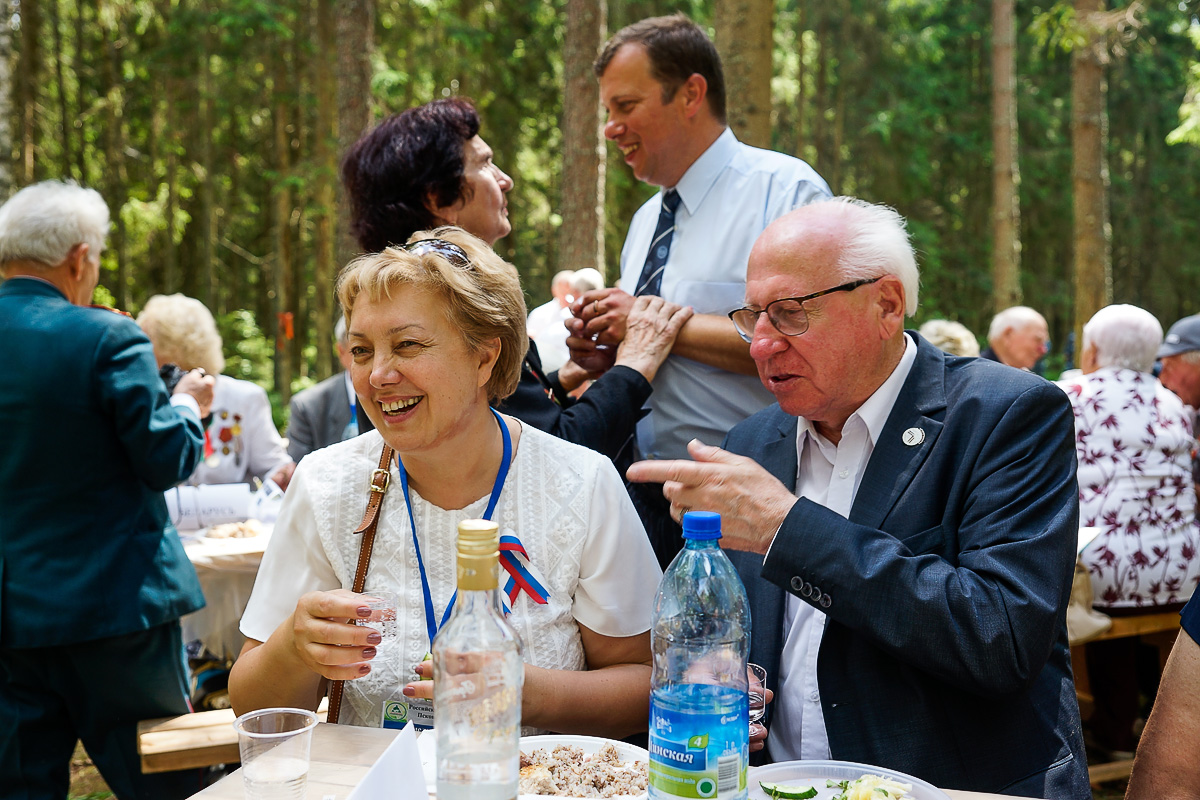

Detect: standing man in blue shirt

[0,181,214,799]
[568,14,831,565]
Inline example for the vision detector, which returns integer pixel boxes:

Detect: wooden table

[186,722,1014,799]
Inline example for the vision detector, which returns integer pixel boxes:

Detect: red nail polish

[356,606,372,618]
[358,664,371,676]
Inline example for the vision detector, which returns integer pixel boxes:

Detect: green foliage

[10,0,1200,375]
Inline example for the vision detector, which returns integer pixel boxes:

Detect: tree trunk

[197,28,216,308]
[714,0,773,148]
[1071,0,1112,344]
[17,0,41,184]
[0,2,13,198]
[991,0,1022,310]
[73,0,89,185]
[336,0,374,268]
[102,0,129,308]
[272,40,295,403]
[794,0,806,159]
[313,0,337,380]
[558,0,606,280]
[51,0,72,179]
[813,14,828,173]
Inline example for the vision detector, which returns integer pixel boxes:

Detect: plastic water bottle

[648,511,751,800]
[434,519,523,800]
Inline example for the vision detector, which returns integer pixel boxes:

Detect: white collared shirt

[617,128,830,459]
[771,334,917,761]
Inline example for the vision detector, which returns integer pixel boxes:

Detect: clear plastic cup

[233,707,318,800]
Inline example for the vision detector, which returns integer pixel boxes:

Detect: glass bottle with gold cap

[434,519,523,800]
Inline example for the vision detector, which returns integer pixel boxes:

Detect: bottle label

[648,689,747,799]
[381,697,434,731]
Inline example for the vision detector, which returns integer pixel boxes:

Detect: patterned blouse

[1058,367,1199,609]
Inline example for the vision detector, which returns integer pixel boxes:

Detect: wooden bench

[1070,610,1182,787]
[137,699,328,774]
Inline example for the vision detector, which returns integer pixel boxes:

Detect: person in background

[534,267,606,373]
[287,315,355,462]
[340,97,690,472]
[917,318,980,357]
[982,305,1049,370]
[1057,304,1199,757]
[527,269,576,341]
[138,294,295,490]
[1124,592,1200,799]
[568,13,832,567]
[0,180,214,799]
[627,198,1090,795]
[1158,314,1200,497]
[228,231,661,736]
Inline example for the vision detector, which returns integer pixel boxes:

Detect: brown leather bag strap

[327,444,395,725]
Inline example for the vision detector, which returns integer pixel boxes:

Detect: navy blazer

[726,334,1090,798]
[0,278,206,648]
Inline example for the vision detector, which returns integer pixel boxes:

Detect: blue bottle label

[648,687,747,799]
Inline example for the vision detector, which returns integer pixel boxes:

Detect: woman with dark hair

[341,98,689,467]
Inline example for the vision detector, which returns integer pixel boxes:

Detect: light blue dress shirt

[617,128,832,459]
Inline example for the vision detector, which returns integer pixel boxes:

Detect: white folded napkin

[347,722,425,800]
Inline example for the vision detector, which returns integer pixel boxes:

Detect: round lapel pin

[902,427,925,446]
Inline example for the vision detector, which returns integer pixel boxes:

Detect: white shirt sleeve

[571,462,663,637]
[239,460,341,643]
[242,382,293,481]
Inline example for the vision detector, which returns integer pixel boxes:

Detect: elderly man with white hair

[1058,303,1200,756]
[983,305,1049,370]
[0,181,215,798]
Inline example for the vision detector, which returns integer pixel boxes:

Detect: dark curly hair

[340,98,481,253]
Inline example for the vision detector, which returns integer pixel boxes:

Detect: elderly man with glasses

[629,197,1090,797]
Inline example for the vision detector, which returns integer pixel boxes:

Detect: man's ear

[876,276,907,338]
[66,242,90,279]
[680,73,709,119]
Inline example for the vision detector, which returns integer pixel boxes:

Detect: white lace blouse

[240,423,662,727]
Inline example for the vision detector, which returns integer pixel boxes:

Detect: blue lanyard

[397,407,511,649]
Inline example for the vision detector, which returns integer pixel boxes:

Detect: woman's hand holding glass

[288,588,391,681]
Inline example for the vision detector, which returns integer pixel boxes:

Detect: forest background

[3,0,1200,428]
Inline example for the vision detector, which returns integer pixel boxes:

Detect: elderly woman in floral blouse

[1058,303,1200,754]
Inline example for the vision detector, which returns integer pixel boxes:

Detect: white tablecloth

[181,529,270,659]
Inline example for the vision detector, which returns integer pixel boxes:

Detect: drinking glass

[233,707,318,800]
[747,663,768,724]
[355,590,398,653]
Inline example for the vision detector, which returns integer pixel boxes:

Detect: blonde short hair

[137,294,226,374]
[336,227,528,402]
[919,319,980,358]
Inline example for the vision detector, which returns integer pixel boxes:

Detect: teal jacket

[0,278,206,648]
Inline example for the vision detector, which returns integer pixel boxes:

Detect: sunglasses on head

[402,238,472,269]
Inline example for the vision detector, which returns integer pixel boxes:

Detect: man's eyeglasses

[402,238,472,270]
[728,277,882,343]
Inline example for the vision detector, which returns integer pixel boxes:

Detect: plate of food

[201,519,268,540]
[519,734,649,799]
[749,760,950,800]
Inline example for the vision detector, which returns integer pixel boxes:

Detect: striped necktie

[634,189,682,297]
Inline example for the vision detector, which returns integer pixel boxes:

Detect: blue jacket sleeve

[94,320,205,490]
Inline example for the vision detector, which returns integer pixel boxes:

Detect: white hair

[988,306,1046,343]
[137,294,226,375]
[551,270,575,289]
[1083,304,1162,373]
[335,315,348,345]
[571,267,604,294]
[820,197,920,316]
[0,180,110,270]
[918,319,980,357]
